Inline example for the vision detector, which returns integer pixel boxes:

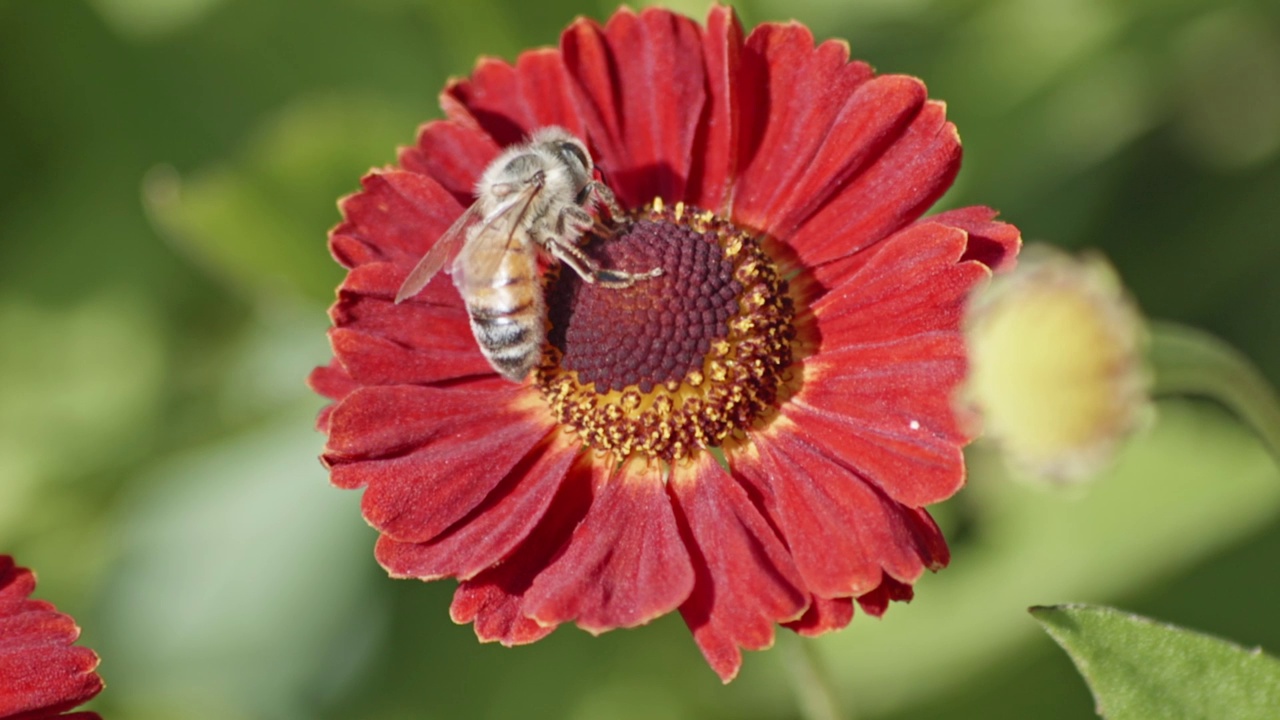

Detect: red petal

[782,385,966,513]
[756,76,929,241]
[788,100,961,286]
[443,50,589,148]
[330,326,490,387]
[687,5,745,212]
[672,457,807,683]
[451,576,556,647]
[523,461,694,633]
[0,558,103,720]
[329,262,493,385]
[0,644,102,720]
[731,437,945,599]
[0,558,41,610]
[781,573,920,634]
[308,359,357,401]
[921,206,1023,272]
[375,433,579,581]
[856,574,916,619]
[793,223,985,507]
[398,120,501,207]
[810,222,982,342]
[331,170,465,269]
[561,7,707,207]
[0,610,82,647]
[328,218,383,270]
[516,49,594,134]
[324,384,551,543]
[727,22,875,230]
[450,458,600,645]
[783,596,854,637]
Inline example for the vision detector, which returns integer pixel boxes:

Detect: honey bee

[394,126,661,381]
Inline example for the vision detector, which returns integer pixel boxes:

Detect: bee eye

[557,141,590,170]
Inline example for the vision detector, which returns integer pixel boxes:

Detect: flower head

[311,5,1020,681]
[0,556,103,720]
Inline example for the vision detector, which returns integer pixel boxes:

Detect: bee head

[476,127,597,209]
[554,138,590,173]
[530,126,593,176]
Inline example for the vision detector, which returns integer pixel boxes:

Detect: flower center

[535,200,795,463]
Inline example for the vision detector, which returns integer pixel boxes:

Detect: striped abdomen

[456,241,546,381]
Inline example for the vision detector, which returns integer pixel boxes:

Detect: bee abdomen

[467,297,544,381]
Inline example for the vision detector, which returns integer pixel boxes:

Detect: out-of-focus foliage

[0,0,1277,718]
[144,94,413,304]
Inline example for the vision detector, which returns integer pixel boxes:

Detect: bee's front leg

[584,180,629,236]
[560,205,598,245]
[585,180,626,218]
[542,232,662,289]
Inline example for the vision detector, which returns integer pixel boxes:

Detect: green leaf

[1030,604,1280,719]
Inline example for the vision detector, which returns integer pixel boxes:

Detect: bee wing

[452,182,544,290]
[394,186,542,303]
[394,203,484,303]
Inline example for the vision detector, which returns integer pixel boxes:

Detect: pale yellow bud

[962,245,1151,483]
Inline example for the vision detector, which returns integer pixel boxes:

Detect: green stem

[781,634,847,720]
[1148,321,1280,464]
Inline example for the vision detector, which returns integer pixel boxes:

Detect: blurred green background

[2,0,1278,718]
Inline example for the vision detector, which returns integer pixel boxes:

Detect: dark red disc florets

[536,200,795,462]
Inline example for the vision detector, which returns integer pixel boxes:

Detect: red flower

[311,5,1019,681]
[0,556,103,720]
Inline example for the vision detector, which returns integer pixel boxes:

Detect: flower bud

[962,245,1151,483]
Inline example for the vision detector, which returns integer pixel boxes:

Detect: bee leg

[560,206,598,245]
[594,266,664,289]
[585,180,628,235]
[586,180,625,218]
[563,203,621,245]
[545,235,662,289]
